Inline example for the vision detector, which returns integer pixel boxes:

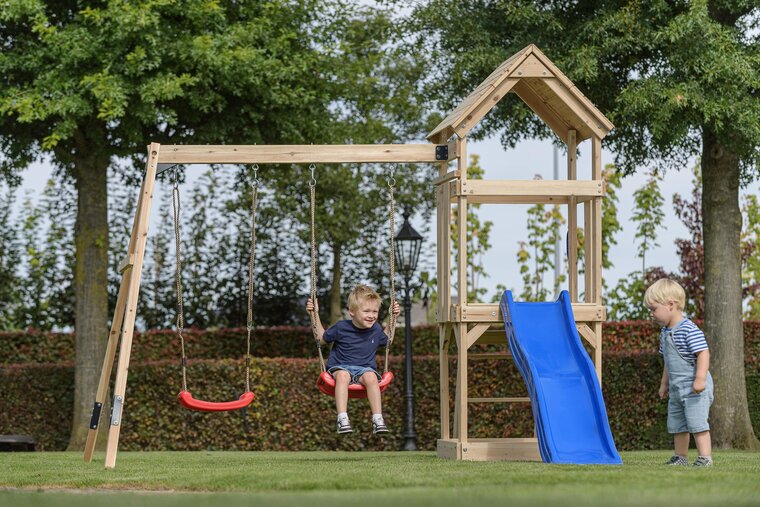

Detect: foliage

[2,352,759,453]
[631,171,666,276]
[5,320,760,366]
[741,194,760,318]
[516,200,566,302]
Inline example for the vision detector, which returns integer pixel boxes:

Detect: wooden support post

[456,323,468,444]
[83,175,150,463]
[103,144,160,469]
[584,200,593,302]
[592,136,603,303]
[566,130,578,302]
[439,324,452,440]
[592,136,604,381]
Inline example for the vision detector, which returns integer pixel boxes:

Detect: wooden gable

[427,45,614,144]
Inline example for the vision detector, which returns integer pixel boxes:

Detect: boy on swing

[306,284,400,435]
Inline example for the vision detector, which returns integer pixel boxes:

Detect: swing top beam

[155,143,457,165]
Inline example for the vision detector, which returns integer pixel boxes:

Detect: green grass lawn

[1,451,759,506]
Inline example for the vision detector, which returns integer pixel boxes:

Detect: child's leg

[360,371,382,415]
[674,432,690,456]
[333,370,351,414]
[693,430,711,457]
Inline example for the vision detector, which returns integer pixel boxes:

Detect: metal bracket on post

[435,145,449,161]
[110,395,124,427]
[89,402,103,430]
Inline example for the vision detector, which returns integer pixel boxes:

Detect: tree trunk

[701,128,760,449]
[329,243,343,324]
[66,135,110,451]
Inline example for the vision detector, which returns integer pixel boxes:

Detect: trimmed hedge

[2,354,758,452]
[4,321,760,365]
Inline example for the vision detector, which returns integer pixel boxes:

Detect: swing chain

[245,168,259,393]
[171,167,188,392]
[385,166,397,374]
[308,164,326,372]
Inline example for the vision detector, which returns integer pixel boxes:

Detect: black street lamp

[394,211,423,451]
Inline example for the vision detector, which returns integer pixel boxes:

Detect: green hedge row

[4,321,760,364]
[2,353,758,452]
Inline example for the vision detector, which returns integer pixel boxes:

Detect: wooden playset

[84,44,613,468]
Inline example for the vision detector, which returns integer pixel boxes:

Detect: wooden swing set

[83,44,612,468]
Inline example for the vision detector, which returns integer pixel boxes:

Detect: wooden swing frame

[84,44,613,468]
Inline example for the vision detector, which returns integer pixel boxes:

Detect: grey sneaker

[337,418,353,434]
[372,420,389,435]
[693,456,713,467]
[665,455,688,466]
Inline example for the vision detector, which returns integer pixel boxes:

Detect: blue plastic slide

[500,290,622,465]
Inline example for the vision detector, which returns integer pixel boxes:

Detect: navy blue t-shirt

[323,320,388,370]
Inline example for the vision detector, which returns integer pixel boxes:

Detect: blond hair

[347,284,381,311]
[644,278,686,310]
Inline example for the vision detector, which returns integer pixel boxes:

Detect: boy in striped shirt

[645,278,714,467]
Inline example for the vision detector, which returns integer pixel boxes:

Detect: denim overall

[662,325,714,434]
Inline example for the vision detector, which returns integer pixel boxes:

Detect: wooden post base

[437,438,542,462]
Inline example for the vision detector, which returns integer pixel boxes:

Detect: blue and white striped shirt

[658,318,709,363]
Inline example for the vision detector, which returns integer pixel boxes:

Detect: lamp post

[395,211,423,451]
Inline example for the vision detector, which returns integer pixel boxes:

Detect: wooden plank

[456,323,469,443]
[455,78,519,138]
[594,321,603,383]
[468,397,531,403]
[84,175,150,463]
[156,144,446,164]
[453,325,461,439]
[103,143,160,469]
[567,130,578,302]
[576,323,597,348]
[450,303,605,322]
[455,179,603,203]
[439,323,452,440]
[527,45,614,133]
[593,136,603,305]
[584,201,593,302]
[512,80,571,144]
[436,439,461,460]
[542,78,609,140]
[118,254,134,274]
[433,170,460,187]
[466,323,491,349]
[456,137,468,306]
[427,49,530,141]
[460,439,542,462]
[512,53,554,78]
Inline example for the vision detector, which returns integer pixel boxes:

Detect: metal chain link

[171,169,188,392]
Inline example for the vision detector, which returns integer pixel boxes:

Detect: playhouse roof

[427,45,614,144]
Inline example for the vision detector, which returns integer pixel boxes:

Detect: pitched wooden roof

[427,45,614,144]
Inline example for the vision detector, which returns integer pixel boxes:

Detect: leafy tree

[0,0,407,449]
[632,171,666,277]
[0,183,22,330]
[517,198,566,302]
[406,0,759,448]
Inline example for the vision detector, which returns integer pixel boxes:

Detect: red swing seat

[316,371,394,399]
[178,390,255,412]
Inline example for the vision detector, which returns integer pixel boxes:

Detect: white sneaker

[372,418,389,435]
[337,418,353,434]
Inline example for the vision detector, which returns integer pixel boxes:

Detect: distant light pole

[395,211,423,451]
